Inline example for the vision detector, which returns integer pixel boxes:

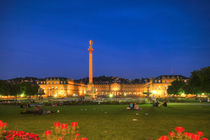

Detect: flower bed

[43,122,88,140]
[158,127,208,140]
[0,120,88,140]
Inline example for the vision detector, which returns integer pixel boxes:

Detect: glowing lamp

[109,94,113,98]
[152,90,157,94]
[20,93,25,97]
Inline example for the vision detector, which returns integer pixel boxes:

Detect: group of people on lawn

[20,102,56,115]
[127,102,141,110]
[153,98,167,107]
[127,99,167,110]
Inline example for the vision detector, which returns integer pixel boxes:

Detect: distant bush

[159,97,208,103]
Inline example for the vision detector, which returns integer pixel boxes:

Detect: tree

[187,66,210,96]
[0,80,20,97]
[0,80,10,96]
[9,83,21,97]
[167,80,186,95]
[20,82,39,97]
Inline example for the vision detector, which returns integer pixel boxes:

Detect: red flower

[184,132,188,137]
[202,138,208,140]
[158,136,169,140]
[76,133,80,137]
[194,135,200,140]
[44,130,52,136]
[169,132,175,137]
[3,122,7,128]
[0,121,4,127]
[187,133,194,137]
[54,122,60,127]
[190,134,195,139]
[176,127,184,133]
[61,123,68,129]
[197,131,203,137]
[58,137,63,140]
[71,122,78,127]
[80,138,88,140]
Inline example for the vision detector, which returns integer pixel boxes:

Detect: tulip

[58,137,63,140]
[190,134,195,140]
[175,127,184,133]
[71,122,78,127]
[3,122,7,128]
[76,133,80,137]
[80,138,88,140]
[54,122,60,127]
[0,121,4,127]
[202,138,208,140]
[187,133,193,137]
[184,132,188,136]
[194,134,200,140]
[169,132,175,137]
[44,130,52,136]
[158,136,169,140]
[61,123,68,129]
[197,131,204,137]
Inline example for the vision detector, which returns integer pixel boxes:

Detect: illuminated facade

[38,75,188,97]
[37,78,86,97]
[94,75,188,97]
[37,40,189,97]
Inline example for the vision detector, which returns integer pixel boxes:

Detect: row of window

[38,81,67,84]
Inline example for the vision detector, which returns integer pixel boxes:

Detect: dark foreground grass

[0,103,210,140]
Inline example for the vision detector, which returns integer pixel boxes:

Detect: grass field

[0,103,210,140]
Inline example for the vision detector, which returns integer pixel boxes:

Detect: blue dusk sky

[0,0,210,80]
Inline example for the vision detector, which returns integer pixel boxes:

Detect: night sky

[0,0,210,80]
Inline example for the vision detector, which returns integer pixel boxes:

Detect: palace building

[37,75,188,97]
[38,77,86,97]
[37,40,189,97]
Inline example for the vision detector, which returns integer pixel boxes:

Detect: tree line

[167,66,210,96]
[0,66,209,97]
[0,81,39,97]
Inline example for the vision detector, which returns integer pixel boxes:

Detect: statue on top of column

[89,40,93,47]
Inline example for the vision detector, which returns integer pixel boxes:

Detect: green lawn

[0,103,210,140]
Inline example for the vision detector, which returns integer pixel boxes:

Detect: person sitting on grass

[133,103,141,110]
[34,106,56,115]
[162,101,167,107]
[126,102,134,110]
[153,101,160,107]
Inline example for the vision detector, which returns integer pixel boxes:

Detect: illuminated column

[88,40,94,84]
